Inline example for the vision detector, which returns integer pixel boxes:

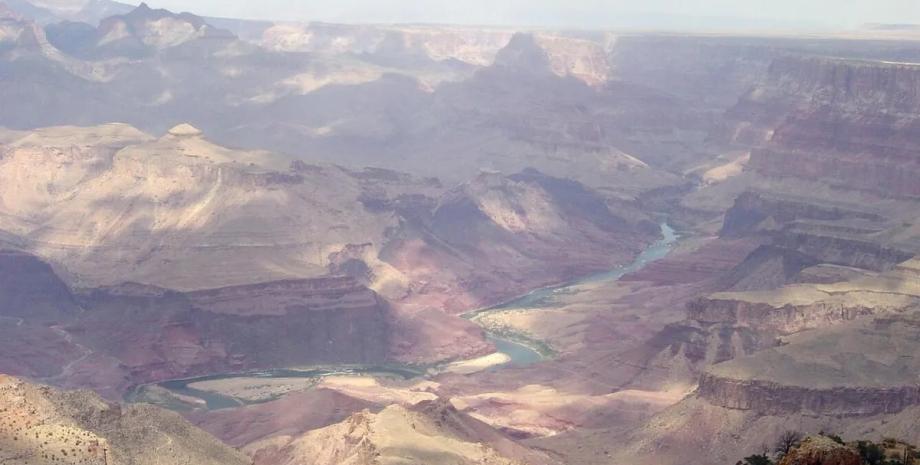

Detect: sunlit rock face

[243,399,561,465]
[0,375,251,465]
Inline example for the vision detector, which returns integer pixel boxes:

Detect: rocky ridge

[0,375,250,465]
[244,399,559,465]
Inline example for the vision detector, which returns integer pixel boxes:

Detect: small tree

[740,454,773,465]
[774,430,803,459]
[857,440,885,465]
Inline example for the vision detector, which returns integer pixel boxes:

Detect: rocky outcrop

[186,277,379,316]
[91,3,235,56]
[717,245,818,291]
[0,375,251,465]
[778,436,862,465]
[243,399,560,465]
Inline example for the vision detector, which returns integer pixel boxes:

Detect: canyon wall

[729,56,920,198]
[0,250,392,397]
[697,372,920,416]
[686,293,905,335]
[69,276,391,390]
[696,315,920,416]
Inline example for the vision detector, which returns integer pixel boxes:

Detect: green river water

[128,223,677,410]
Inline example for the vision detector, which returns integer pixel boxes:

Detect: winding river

[128,223,678,410]
[468,222,678,365]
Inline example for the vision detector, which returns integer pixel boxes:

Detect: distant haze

[141,0,920,30]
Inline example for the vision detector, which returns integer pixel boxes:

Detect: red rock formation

[729,56,920,198]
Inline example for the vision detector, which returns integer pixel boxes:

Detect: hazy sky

[142,0,920,30]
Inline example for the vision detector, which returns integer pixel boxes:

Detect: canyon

[0,1,919,464]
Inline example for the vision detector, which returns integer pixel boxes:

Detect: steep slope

[0,250,83,380]
[698,313,920,416]
[244,399,559,465]
[0,252,393,399]
[1,123,661,366]
[727,56,920,199]
[0,375,250,465]
[601,314,920,465]
[0,123,434,291]
[68,277,391,396]
[0,249,78,320]
[384,168,655,316]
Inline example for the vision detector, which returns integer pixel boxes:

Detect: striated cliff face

[697,314,920,416]
[729,56,920,198]
[720,192,914,271]
[637,254,920,391]
[0,249,392,397]
[67,276,391,392]
[686,254,920,338]
[697,372,920,416]
[686,293,897,335]
[720,192,885,239]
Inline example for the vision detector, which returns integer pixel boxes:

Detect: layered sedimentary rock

[0,375,250,465]
[728,56,920,198]
[46,1,235,58]
[0,124,653,316]
[720,192,914,271]
[686,289,906,335]
[691,255,920,333]
[0,249,392,397]
[70,276,390,390]
[600,317,920,465]
[0,123,663,373]
[697,314,920,416]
